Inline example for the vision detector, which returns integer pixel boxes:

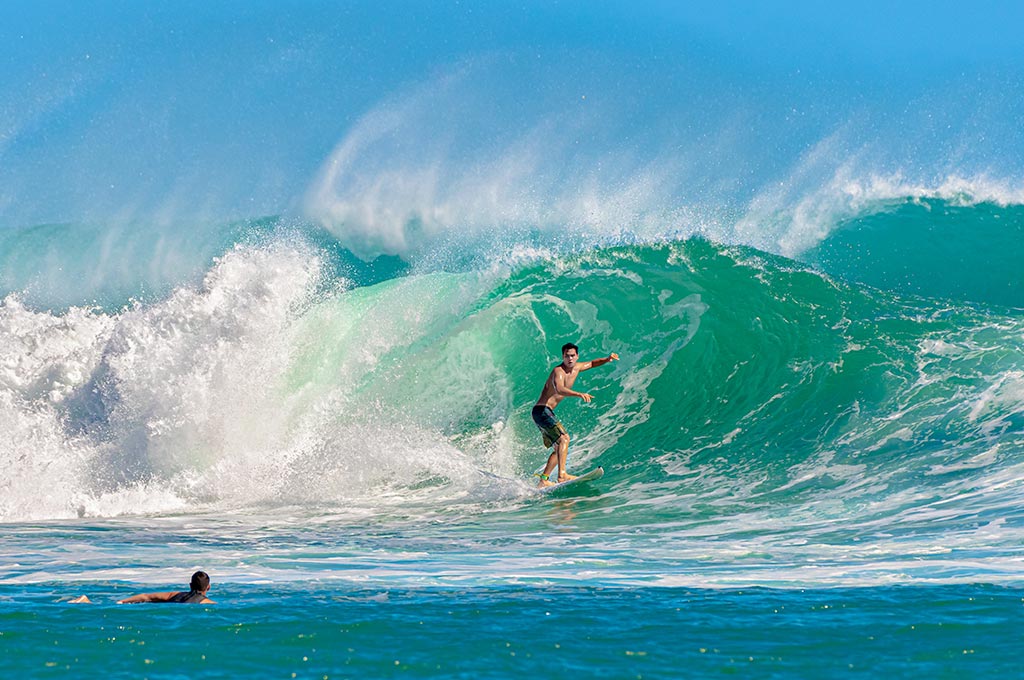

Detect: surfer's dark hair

[190,571,210,592]
[561,343,579,355]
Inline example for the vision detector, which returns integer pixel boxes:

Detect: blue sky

[645,1,1024,71]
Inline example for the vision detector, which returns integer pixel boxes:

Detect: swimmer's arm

[117,591,179,604]
[579,353,619,371]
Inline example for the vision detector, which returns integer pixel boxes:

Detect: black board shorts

[532,405,569,448]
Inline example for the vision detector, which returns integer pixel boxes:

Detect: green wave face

[271,238,1021,528]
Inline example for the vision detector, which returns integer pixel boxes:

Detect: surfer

[532,343,618,487]
[116,570,215,604]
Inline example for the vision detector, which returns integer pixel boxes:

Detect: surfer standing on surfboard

[532,343,618,487]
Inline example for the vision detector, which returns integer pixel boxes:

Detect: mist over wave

[4,6,1024,304]
[305,57,1024,262]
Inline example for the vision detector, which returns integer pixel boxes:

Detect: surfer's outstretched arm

[579,353,619,372]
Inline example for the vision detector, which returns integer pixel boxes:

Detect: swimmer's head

[190,571,211,592]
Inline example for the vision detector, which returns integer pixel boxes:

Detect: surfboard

[536,466,604,492]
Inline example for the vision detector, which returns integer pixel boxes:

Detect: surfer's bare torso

[536,364,587,409]
[535,348,595,409]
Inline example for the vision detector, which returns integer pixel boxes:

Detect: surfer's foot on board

[557,473,578,483]
[535,472,556,488]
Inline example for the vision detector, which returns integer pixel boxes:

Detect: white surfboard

[536,466,604,492]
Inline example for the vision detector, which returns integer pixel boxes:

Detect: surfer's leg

[536,416,565,487]
[537,452,558,487]
[556,434,576,483]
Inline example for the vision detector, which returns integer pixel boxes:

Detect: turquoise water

[2,513,1022,678]
[4,580,1021,678]
[3,2,1024,677]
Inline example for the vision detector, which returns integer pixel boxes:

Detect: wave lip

[738,168,1024,259]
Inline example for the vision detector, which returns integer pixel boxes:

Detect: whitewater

[2,2,1023,678]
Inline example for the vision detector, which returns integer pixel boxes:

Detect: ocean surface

[2,2,1023,677]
